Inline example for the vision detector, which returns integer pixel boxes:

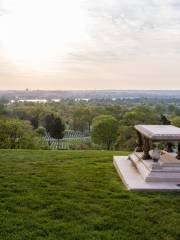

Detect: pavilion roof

[135,125,180,141]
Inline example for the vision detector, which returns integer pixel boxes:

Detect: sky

[0,0,180,90]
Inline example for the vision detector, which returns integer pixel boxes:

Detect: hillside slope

[0,150,180,240]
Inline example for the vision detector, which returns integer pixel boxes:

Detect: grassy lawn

[0,150,180,240]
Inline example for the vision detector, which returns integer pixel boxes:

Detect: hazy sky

[0,0,180,90]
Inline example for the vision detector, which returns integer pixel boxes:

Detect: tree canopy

[91,115,119,150]
[44,114,65,149]
[0,119,42,149]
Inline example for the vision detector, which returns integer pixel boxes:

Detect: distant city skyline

[0,0,180,90]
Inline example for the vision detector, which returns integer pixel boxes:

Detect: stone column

[142,137,151,160]
[135,131,143,152]
[176,143,180,160]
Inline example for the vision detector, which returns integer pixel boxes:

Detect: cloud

[1,0,180,89]
[67,0,180,63]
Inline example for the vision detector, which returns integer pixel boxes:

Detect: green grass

[0,150,180,240]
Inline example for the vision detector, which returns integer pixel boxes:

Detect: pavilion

[114,125,180,191]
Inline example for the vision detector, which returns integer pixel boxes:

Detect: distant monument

[114,125,180,191]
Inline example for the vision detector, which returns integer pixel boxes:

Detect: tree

[115,126,136,151]
[0,119,41,149]
[31,116,39,129]
[122,106,160,126]
[0,103,6,116]
[160,114,171,125]
[168,104,176,113]
[91,115,119,150]
[44,114,65,149]
[171,116,180,128]
[10,104,56,130]
[44,114,54,134]
[36,126,46,136]
[73,107,93,134]
[50,117,65,139]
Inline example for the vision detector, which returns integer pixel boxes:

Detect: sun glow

[0,0,87,70]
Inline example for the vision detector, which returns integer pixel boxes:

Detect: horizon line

[1,89,180,92]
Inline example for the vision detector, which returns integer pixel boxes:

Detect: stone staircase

[129,151,180,182]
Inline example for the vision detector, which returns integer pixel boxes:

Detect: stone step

[151,167,180,173]
[134,151,180,172]
[129,153,151,180]
[146,173,180,182]
[113,156,180,191]
[129,151,180,182]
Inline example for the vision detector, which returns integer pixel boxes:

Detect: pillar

[176,143,180,160]
[142,137,151,160]
[135,131,143,152]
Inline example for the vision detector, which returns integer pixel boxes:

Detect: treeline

[0,98,180,150]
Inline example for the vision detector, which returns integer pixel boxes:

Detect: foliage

[51,116,65,140]
[116,125,136,150]
[69,142,92,150]
[7,104,57,129]
[160,114,171,125]
[36,126,46,136]
[91,115,119,150]
[73,107,93,133]
[0,119,44,149]
[0,104,6,116]
[68,140,101,150]
[171,116,180,128]
[46,114,65,139]
[30,115,39,129]
[44,114,54,133]
[122,105,160,126]
[44,114,65,149]
[3,99,180,151]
